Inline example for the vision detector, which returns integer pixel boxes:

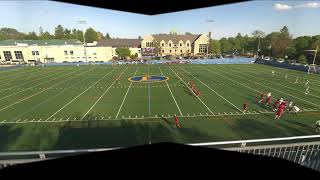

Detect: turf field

[0,63,320,151]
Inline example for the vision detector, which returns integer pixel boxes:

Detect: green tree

[76,30,84,42]
[54,25,64,39]
[252,30,266,56]
[97,31,105,40]
[185,32,193,35]
[274,26,292,58]
[84,27,99,43]
[298,54,307,64]
[64,28,72,39]
[105,33,111,39]
[130,53,138,60]
[39,26,44,37]
[41,31,53,39]
[25,31,38,40]
[138,36,142,39]
[71,29,77,39]
[115,47,131,60]
[209,39,221,54]
[220,38,232,53]
[0,28,26,40]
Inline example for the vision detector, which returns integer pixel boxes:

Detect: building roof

[0,39,83,46]
[96,39,141,48]
[152,34,202,44]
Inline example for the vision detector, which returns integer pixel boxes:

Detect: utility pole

[206,19,214,57]
[78,20,87,63]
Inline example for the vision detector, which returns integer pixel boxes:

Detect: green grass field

[0,63,320,151]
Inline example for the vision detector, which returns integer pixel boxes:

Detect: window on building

[138,50,141,53]
[162,43,164,46]
[88,57,91,58]
[94,57,97,58]
[188,49,190,52]
[169,43,171,47]
[180,43,182,47]
[199,44,208,53]
[3,51,12,61]
[77,57,80,58]
[71,57,74,59]
[64,50,68,55]
[187,43,190,47]
[36,51,39,55]
[175,49,177,52]
[70,50,74,55]
[180,50,183,53]
[162,50,164,53]
[93,53,97,55]
[14,51,24,59]
[32,51,35,56]
[0,55,1,59]
[169,50,172,53]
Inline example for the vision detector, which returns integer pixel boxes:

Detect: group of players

[188,81,201,97]
[243,91,300,120]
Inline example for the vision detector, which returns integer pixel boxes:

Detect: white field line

[0,68,59,86]
[169,66,214,115]
[178,66,243,112]
[115,67,139,118]
[210,66,320,108]
[2,109,320,124]
[189,134,320,146]
[0,69,76,101]
[81,67,129,120]
[0,68,41,82]
[0,68,94,113]
[159,67,183,116]
[232,67,320,99]
[225,67,320,107]
[253,64,320,85]
[11,69,95,121]
[241,67,320,93]
[0,68,63,93]
[45,68,118,121]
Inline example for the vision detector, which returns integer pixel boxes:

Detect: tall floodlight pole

[78,20,87,63]
[206,19,214,57]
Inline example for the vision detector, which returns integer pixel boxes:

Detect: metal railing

[189,135,320,171]
[0,135,320,171]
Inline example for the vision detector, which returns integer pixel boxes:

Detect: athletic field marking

[251,65,320,85]
[169,66,214,115]
[159,67,183,116]
[1,109,319,124]
[0,68,49,85]
[0,68,81,101]
[81,67,129,120]
[178,66,242,113]
[0,68,94,113]
[233,68,320,100]
[222,67,320,108]
[235,66,320,91]
[0,68,64,94]
[10,69,95,122]
[115,67,139,119]
[204,66,319,108]
[45,68,118,121]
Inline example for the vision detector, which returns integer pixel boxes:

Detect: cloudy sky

[0,1,319,39]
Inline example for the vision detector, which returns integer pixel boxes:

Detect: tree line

[0,25,112,43]
[209,26,320,64]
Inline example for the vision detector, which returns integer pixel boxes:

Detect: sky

[0,0,320,39]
